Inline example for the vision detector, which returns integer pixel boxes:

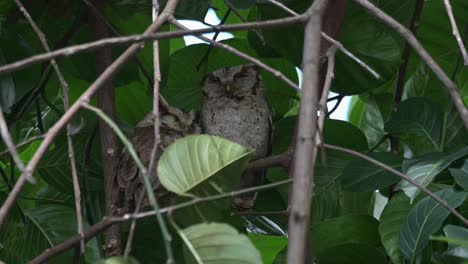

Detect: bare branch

[287,1,328,262]
[443,0,468,66]
[0,0,180,227]
[0,135,44,158]
[265,0,299,16]
[0,16,305,76]
[353,0,468,129]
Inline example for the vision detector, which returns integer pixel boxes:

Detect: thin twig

[0,135,44,158]
[0,16,306,76]
[443,0,468,66]
[81,103,174,263]
[13,0,85,255]
[224,0,265,45]
[0,105,34,184]
[169,17,300,92]
[353,0,468,129]
[265,0,299,16]
[0,0,180,227]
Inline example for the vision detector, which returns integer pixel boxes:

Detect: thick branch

[287,1,328,263]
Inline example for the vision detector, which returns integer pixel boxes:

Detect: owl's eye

[234,73,249,79]
[208,75,221,83]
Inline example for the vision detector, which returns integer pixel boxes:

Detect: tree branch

[287,1,328,263]
[0,16,306,76]
[443,0,468,66]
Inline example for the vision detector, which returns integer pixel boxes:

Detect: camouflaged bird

[117,99,201,210]
[201,65,272,210]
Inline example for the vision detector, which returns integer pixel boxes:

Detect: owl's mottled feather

[202,65,271,210]
[117,105,201,210]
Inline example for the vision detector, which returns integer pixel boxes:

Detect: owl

[201,65,272,210]
[117,101,201,210]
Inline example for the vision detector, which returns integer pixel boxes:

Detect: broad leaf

[182,222,262,264]
[385,97,443,151]
[248,234,287,264]
[379,192,411,264]
[314,244,388,264]
[450,159,468,190]
[431,225,468,259]
[158,135,253,195]
[395,146,468,200]
[311,215,381,256]
[399,189,467,262]
[342,152,401,192]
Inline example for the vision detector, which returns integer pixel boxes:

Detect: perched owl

[201,65,272,210]
[117,100,201,210]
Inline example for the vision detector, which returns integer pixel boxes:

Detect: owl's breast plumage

[202,95,270,159]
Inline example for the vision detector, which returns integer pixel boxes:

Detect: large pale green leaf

[399,189,467,263]
[450,159,468,190]
[310,215,381,256]
[395,146,468,200]
[342,152,401,192]
[385,97,443,151]
[379,192,411,264]
[182,222,262,264]
[157,135,253,195]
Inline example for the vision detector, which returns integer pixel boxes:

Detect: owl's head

[202,65,261,99]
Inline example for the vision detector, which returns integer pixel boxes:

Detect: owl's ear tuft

[244,65,261,75]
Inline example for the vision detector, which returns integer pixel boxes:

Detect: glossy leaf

[379,192,411,264]
[182,222,262,264]
[431,225,468,259]
[315,244,388,264]
[385,97,443,150]
[450,159,468,190]
[342,152,401,192]
[399,189,467,262]
[395,146,468,200]
[158,135,253,195]
[248,234,288,264]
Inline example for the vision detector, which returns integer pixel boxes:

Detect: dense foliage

[0,0,467,263]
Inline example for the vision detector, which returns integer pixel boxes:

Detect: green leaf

[158,135,253,195]
[315,244,388,264]
[229,0,255,9]
[399,189,467,262]
[385,97,443,151]
[342,152,401,192]
[37,133,103,194]
[0,205,100,263]
[248,234,287,264]
[311,215,381,256]
[395,146,468,200]
[182,222,262,264]
[431,225,468,259]
[379,192,411,264]
[323,119,369,151]
[0,49,15,113]
[450,159,468,190]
